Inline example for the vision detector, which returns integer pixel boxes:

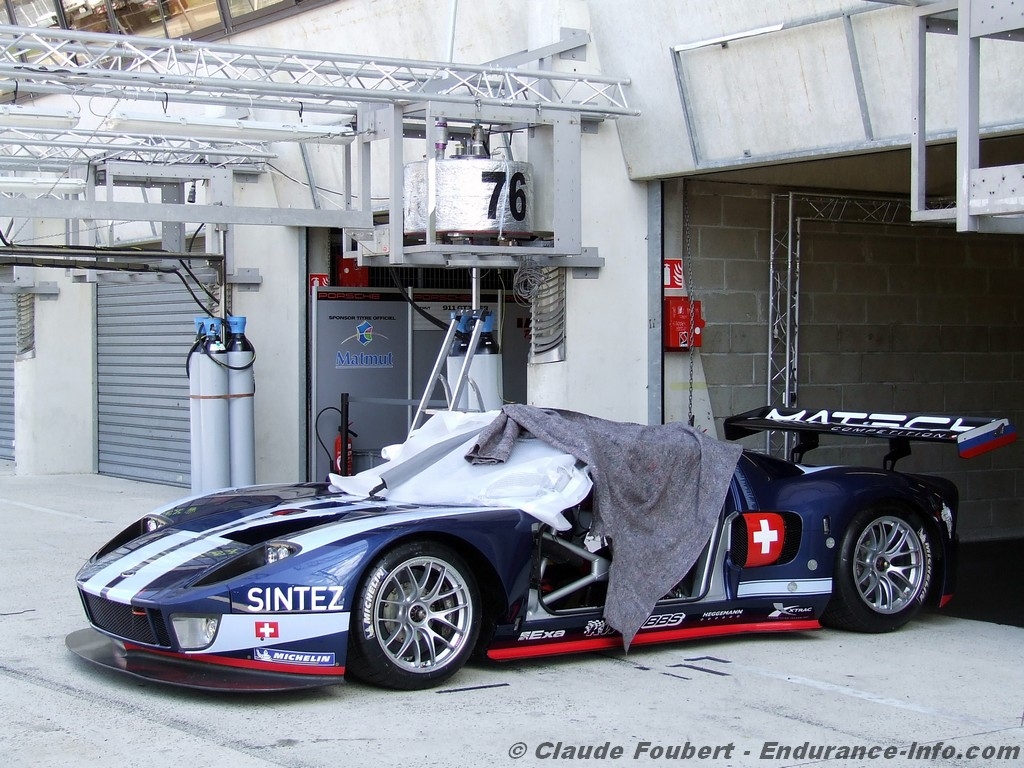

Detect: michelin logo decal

[254,648,336,666]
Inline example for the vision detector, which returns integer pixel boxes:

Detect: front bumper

[66,628,346,692]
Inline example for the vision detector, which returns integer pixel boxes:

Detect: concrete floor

[2,466,1022,768]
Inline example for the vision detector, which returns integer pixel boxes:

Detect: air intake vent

[81,591,167,647]
[528,265,565,362]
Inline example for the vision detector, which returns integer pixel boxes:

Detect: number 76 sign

[403,158,534,236]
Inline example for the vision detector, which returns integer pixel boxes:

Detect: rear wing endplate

[724,406,1017,469]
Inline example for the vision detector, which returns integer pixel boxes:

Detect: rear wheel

[821,505,933,633]
[346,541,480,690]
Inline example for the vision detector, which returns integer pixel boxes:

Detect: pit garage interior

[1,0,1022,550]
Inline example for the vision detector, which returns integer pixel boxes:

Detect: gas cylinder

[226,315,255,487]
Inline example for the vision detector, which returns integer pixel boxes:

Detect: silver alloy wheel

[852,515,925,614]
[372,556,474,673]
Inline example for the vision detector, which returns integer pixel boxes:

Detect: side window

[112,0,223,37]
[11,0,59,27]
[4,0,317,39]
[226,0,290,19]
[62,0,110,32]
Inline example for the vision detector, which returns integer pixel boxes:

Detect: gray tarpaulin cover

[467,404,743,648]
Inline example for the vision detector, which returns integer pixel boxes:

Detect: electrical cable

[387,266,449,330]
[314,406,341,470]
[313,405,358,473]
[512,255,544,304]
[170,269,217,318]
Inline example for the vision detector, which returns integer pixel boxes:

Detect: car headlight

[265,541,300,564]
[171,614,220,650]
[142,514,170,533]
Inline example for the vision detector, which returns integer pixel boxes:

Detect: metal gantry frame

[911,0,1024,234]
[0,23,634,275]
[767,192,910,457]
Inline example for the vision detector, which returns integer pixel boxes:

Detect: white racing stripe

[79,497,369,596]
[80,530,201,594]
[80,499,501,605]
[288,504,505,551]
[99,535,235,603]
[201,612,351,654]
[737,578,832,598]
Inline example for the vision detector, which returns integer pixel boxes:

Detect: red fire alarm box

[664,296,704,349]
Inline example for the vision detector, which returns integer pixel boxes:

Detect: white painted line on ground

[0,498,107,522]
[730,661,1009,731]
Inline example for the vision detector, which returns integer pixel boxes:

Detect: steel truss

[0,24,633,124]
[0,126,276,170]
[767,192,910,456]
[0,24,634,272]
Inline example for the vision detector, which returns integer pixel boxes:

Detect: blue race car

[67,405,1016,692]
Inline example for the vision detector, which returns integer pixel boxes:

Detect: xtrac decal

[768,603,815,619]
[246,586,344,613]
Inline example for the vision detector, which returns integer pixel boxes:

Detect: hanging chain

[683,181,697,427]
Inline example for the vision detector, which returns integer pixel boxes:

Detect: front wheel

[346,541,480,690]
[821,505,934,633]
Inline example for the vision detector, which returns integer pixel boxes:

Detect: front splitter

[66,628,345,693]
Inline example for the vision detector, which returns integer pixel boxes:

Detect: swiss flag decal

[744,512,785,567]
[255,621,280,640]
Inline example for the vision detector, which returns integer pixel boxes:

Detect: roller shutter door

[96,281,196,486]
[0,295,14,460]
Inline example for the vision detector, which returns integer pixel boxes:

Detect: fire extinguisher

[333,426,356,475]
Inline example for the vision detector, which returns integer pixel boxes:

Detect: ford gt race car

[67,405,1016,692]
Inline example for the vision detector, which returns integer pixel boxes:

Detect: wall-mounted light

[101,112,355,144]
[0,104,81,130]
[0,176,88,194]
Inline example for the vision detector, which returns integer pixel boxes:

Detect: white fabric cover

[328,410,591,530]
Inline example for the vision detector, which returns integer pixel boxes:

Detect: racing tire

[346,541,481,690]
[821,505,934,633]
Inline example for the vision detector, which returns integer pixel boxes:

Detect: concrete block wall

[678,179,1024,540]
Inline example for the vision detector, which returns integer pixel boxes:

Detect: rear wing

[723,406,1017,469]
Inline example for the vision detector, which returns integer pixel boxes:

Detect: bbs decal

[641,612,686,629]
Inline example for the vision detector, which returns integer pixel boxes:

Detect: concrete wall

[13,243,96,476]
[589,0,1024,179]
[229,175,309,484]
[673,179,1024,540]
